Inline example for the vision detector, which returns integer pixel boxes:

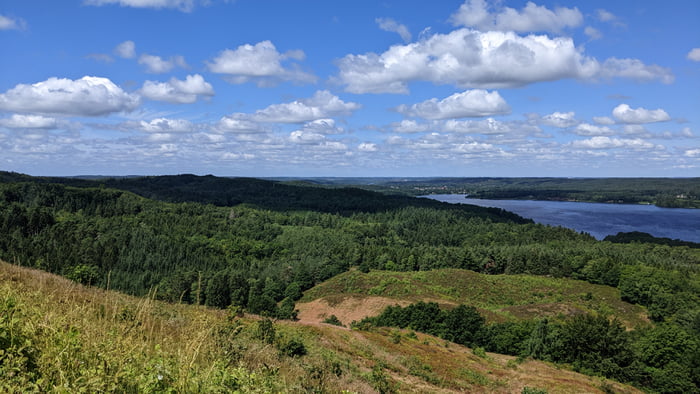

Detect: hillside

[0,260,641,393]
[297,269,649,328]
[1,174,698,392]
[0,171,530,220]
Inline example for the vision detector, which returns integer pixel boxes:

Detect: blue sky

[1,0,698,177]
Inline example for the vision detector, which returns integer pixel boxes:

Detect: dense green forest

[308,177,700,208]
[1,172,699,392]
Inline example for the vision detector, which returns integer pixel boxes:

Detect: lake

[424,195,700,243]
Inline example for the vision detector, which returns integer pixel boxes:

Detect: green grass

[301,268,649,327]
[0,261,643,393]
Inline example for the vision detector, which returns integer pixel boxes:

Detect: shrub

[323,314,344,326]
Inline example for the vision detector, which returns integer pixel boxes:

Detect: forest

[314,176,700,208]
[1,171,698,392]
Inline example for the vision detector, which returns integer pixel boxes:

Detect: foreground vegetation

[1,261,643,393]
[1,172,699,392]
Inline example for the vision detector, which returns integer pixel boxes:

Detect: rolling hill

[0,260,642,393]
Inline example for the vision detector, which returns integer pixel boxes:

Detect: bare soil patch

[296,295,411,326]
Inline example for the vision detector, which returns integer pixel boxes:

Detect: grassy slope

[0,261,641,393]
[298,269,648,328]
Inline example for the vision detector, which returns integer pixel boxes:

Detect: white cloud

[622,125,653,138]
[541,111,577,128]
[140,74,214,104]
[138,54,187,73]
[612,104,670,124]
[138,118,194,133]
[684,148,700,158]
[572,123,615,136]
[584,26,602,40]
[391,119,434,133]
[114,40,136,58]
[680,127,694,138]
[207,41,316,86]
[358,142,378,152]
[215,114,266,134]
[298,119,345,135]
[376,17,412,43]
[250,90,360,123]
[336,27,673,94]
[593,116,615,125]
[454,141,498,154]
[450,0,583,33]
[596,9,616,22]
[0,114,58,129]
[0,14,26,30]
[687,48,700,62]
[396,90,510,119]
[599,58,674,84]
[570,136,655,150]
[442,117,539,135]
[289,130,326,145]
[84,0,196,12]
[0,76,140,116]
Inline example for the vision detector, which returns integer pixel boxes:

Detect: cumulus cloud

[335,26,673,94]
[0,14,26,30]
[612,104,670,124]
[396,90,510,119]
[137,118,194,133]
[391,119,434,133]
[0,76,140,116]
[358,142,378,152]
[250,90,360,123]
[287,119,348,146]
[215,114,267,134]
[598,58,674,84]
[289,130,326,145]
[138,54,187,73]
[0,114,58,129]
[687,48,700,62]
[297,118,345,134]
[207,41,316,86]
[336,29,596,93]
[84,0,196,12]
[442,117,539,135]
[685,148,700,158]
[140,74,214,104]
[114,40,136,58]
[540,111,577,128]
[570,136,655,150]
[572,123,615,136]
[376,17,412,42]
[450,0,583,33]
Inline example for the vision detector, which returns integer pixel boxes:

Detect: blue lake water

[424,195,700,243]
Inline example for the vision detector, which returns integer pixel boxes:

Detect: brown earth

[296,295,412,326]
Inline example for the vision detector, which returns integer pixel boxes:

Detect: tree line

[357,301,699,393]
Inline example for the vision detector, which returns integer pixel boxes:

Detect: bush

[323,315,344,326]
[277,337,307,357]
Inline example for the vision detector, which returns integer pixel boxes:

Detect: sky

[1,0,699,177]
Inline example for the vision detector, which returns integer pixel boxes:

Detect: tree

[205,271,230,308]
[443,305,484,346]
